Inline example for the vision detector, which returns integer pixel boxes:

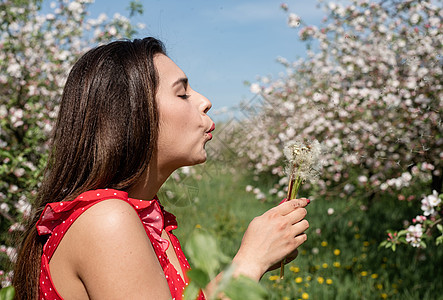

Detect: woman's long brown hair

[12,37,166,299]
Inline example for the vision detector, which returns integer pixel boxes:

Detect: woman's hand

[232,198,309,281]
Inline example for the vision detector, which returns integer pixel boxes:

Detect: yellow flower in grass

[304,283,310,288]
[290,266,300,273]
[371,273,379,279]
[392,283,397,289]
[195,224,202,228]
[317,277,324,284]
[326,278,333,285]
[333,261,341,268]
[302,292,309,299]
[306,276,312,281]
[321,241,328,247]
[283,297,290,300]
[269,275,280,281]
[322,263,328,268]
[376,283,383,290]
[381,293,388,299]
[361,271,368,276]
[355,233,361,239]
[295,277,303,283]
[363,241,370,247]
[333,249,341,255]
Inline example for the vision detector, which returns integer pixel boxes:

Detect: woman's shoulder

[49,194,172,299]
[67,197,148,253]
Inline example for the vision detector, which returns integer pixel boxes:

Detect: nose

[199,92,212,114]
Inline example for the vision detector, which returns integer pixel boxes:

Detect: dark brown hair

[12,37,166,299]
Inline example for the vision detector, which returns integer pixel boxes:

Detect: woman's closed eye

[178,94,190,100]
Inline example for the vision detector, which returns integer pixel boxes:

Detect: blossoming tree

[234,0,442,200]
[0,0,144,286]
[230,0,442,249]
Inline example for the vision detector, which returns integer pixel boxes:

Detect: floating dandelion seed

[280,138,323,278]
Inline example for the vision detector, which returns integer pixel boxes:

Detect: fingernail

[307,199,311,205]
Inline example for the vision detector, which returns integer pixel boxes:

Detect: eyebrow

[172,77,188,89]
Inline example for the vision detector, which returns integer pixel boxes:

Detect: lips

[206,123,215,140]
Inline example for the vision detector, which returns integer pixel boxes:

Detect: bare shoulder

[75,198,142,232]
[64,199,171,299]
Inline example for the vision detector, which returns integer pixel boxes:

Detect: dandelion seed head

[283,138,324,182]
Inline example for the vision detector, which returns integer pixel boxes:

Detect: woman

[13,37,309,299]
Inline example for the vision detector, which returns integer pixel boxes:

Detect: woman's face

[154,54,214,170]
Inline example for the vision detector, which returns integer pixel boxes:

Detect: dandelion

[322,263,328,268]
[321,241,328,247]
[290,266,300,273]
[326,278,333,285]
[361,271,368,276]
[295,277,303,283]
[317,277,325,284]
[363,241,370,247]
[269,275,280,281]
[280,139,323,278]
[302,292,309,299]
[371,274,379,279]
[333,261,341,268]
[283,139,323,201]
[333,249,340,255]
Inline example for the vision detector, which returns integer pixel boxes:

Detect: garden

[1,0,442,299]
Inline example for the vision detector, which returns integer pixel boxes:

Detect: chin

[186,152,207,166]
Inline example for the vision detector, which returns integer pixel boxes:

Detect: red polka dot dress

[36,188,205,300]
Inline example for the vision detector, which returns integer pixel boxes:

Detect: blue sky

[44,0,328,119]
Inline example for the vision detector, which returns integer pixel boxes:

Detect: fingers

[289,219,310,238]
[275,198,309,216]
[285,207,307,225]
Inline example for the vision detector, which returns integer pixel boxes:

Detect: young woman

[13,37,309,299]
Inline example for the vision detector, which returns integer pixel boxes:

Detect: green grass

[161,161,443,300]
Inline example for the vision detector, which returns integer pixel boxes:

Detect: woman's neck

[127,153,174,201]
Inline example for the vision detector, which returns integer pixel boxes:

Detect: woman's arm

[203,198,309,298]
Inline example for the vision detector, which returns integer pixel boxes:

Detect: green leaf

[398,230,407,236]
[187,268,210,289]
[437,224,443,233]
[392,244,396,252]
[127,0,143,17]
[185,230,230,279]
[0,286,16,300]
[183,282,201,300]
[223,275,268,300]
[436,236,443,246]
[420,241,427,249]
